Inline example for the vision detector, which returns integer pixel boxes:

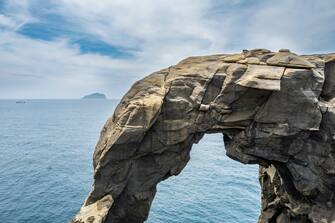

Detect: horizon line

[0,98,121,100]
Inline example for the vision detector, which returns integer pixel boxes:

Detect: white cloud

[0,31,151,98]
[53,0,229,69]
[0,14,17,29]
[0,0,34,30]
[0,0,334,98]
[240,0,335,53]
[0,0,227,99]
[56,0,220,47]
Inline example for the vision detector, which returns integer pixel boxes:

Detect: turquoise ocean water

[0,100,260,223]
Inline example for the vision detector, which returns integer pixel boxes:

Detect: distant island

[82,93,106,99]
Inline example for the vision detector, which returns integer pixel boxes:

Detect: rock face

[73,49,335,223]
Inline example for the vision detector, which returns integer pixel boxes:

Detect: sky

[0,0,334,99]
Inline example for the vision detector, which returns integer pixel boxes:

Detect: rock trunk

[72,49,335,223]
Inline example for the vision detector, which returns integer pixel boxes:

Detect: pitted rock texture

[73,49,335,223]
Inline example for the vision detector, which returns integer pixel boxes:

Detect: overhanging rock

[72,49,335,223]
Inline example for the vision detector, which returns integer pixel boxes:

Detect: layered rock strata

[72,49,335,223]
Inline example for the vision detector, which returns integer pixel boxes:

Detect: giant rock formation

[72,49,335,223]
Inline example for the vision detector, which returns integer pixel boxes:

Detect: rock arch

[73,49,335,223]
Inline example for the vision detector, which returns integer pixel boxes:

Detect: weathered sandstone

[72,49,335,223]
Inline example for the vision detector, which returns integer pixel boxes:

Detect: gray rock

[236,64,285,91]
[267,51,316,68]
[73,50,335,223]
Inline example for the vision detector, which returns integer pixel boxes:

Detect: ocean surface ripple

[0,100,260,223]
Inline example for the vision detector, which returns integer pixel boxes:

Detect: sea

[0,99,260,223]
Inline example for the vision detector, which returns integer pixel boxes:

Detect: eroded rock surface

[73,49,335,223]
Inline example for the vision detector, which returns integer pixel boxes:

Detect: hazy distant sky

[0,0,334,99]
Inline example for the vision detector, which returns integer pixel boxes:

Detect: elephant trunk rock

[73,49,335,223]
